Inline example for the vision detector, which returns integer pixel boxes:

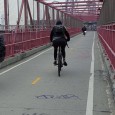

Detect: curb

[97,36,115,98]
[97,36,115,114]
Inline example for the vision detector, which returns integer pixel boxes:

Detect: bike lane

[0,32,112,115]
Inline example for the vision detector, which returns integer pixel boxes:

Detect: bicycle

[57,43,69,77]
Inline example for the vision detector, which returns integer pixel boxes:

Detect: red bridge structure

[1,0,115,72]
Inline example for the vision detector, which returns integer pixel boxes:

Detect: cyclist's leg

[53,41,58,65]
[61,46,65,59]
[54,46,58,60]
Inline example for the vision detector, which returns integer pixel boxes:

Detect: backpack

[82,27,86,31]
[54,25,64,34]
[0,34,6,62]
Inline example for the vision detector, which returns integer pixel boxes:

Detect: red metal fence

[97,24,115,70]
[1,0,83,64]
[97,0,115,71]
[4,27,81,59]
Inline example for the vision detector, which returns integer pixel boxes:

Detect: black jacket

[50,22,70,42]
[82,26,86,32]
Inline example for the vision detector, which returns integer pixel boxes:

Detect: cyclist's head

[56,20,62,25]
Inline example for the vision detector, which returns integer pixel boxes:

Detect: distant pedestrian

[82,26,87,35]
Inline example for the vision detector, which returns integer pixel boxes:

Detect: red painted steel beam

[36,0,80,20]
[48,0,102,5]
[53,4,102,8]
[69,12,99,15]
[37,2,40,26]
[36,0,61,12]
[64,9,99,12]
[52,0,102,22]
[60,6,100,9]
[59,7,100,11]
[4,0,8,29]
[17,0,24,26]
[75,15,99,21]
[24,0,28,27]
[17,0,34,28]
[37,0,101,22]
[27,1,33,26]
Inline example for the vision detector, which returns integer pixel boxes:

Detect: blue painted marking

[36,94,81,100]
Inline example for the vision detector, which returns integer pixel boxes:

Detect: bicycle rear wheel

[58,53,62,77]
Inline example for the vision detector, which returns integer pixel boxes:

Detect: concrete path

[0,31,114,115]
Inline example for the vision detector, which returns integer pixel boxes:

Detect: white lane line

[0,47,52,76]
[86,32,95,115]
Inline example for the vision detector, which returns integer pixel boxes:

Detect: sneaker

[53,60,57,65]
[63,61,67,66]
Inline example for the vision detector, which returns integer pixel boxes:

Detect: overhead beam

[58,6,101,10]
[53,4,102,8]
[48,1,102,5]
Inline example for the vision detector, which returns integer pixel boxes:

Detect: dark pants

[53,39,67,60]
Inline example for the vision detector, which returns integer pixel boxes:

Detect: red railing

[97,24,115,71]
[4,27,81,59]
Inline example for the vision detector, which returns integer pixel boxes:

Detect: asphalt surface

[0,31,113,115]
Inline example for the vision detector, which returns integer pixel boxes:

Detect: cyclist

[50,20,70,66]
[82,26,87,35]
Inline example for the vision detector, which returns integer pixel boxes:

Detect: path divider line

[0,47,52,76]
[32,77,41,85]
[86,32,95,115]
